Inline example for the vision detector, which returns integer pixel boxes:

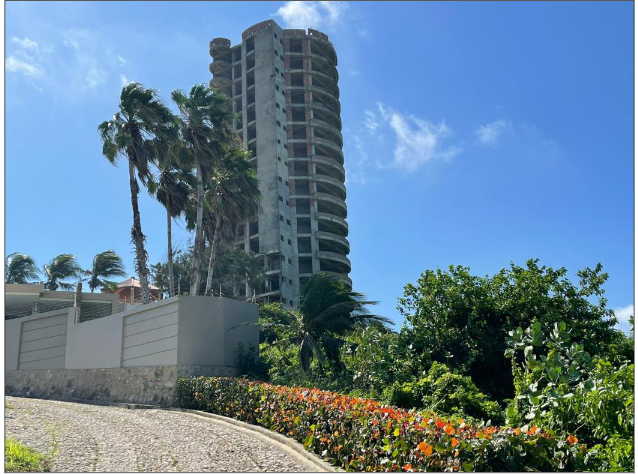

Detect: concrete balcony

[300,271,352,288]
[316,212,348,236]
[209,38,231,59]
[312,137,344,162]
[314,173,346,195]
[315,192,347,219]
[311,118,342,141]
[313,155,345,180]
[318,251,351,274]
[310,103,342,129]
[316,231,350,253]
[210,60,231,76]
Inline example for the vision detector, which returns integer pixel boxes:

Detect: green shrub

[383,363,504,425]
[176,376,587,472]
[506,321,634,471]
[5,439,50,472]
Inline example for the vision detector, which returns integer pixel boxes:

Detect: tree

[241,273,390,374]
[203,146,260,296]
[98,82,175,304]
[87,250,126,292]
[43,254,83,290]
[398,259,619,400]
[5,253,39,284]
[148,151,192,297]
[171,84,235,296]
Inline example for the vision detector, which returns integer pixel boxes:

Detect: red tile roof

[117,277,160,291]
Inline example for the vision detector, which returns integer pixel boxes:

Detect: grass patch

[5,439,51,472]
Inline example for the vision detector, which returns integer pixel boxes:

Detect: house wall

[5,296,259,405]
[6,296,258,372]
[5,307,72,371]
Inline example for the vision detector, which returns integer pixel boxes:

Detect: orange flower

[454,450,459,457]
[418,441,433,457]
[373,419,378,426]
[527,425,538,436]
[445,424,455,435]
[403,463,413,471]
[436,419,445,429]
[451,438,459,448]
[514,428,520,436]
[567,435,578,445]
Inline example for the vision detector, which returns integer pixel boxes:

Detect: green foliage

[5,439,50,472]
[236,343,270,380]
[342,326,405,399]
[5,252,40,284]
[87,250,126,292]
[384,363,504,425]
[151,245,264,298]
[398,259,618,400]
[506,321,634,471]
[248,276,389,376]
[176,377,587,472]
[42,254,83,290]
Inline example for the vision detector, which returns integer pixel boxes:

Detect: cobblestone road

[5,396,316,472]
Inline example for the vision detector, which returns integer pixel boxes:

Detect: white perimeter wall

[5,296,258,371]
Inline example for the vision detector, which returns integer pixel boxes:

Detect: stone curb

[164,408,336,473]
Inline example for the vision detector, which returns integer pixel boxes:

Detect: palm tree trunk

[128,159,151,305]
[204,214,223,296]
[190,163,205,295]
[166,196,174,298]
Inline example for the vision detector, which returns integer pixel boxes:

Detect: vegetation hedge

[176,376,587,472]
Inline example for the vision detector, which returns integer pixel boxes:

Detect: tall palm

[5,252,39,284]
[235,273,391,373]
[171,85,235,295]
[148,149,192,297]
[98,82,175,304]
[43,254,84,290]
[203,146,260,296]
[87,250,126,292]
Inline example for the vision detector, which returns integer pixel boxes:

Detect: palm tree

[5,252,40,284]
[148,149,192,297]
[87,250,126,292]
[43,254,84,290]
[98,82,175,304]
[234,273,391,373]
[203,146,260,296]
[171,84,235,296]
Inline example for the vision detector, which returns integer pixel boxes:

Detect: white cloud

[344,134,371,185]
[475,119,512,147]
[10,36,38,50]
[364,110,379,133]
[117,55,127,65]
[614,304,634,333]
[86,66,106,89]
[120,74,130,87]
[62,28,110,90]
[6,54,42,78]
[377,103,461,172]
[275,1,347,29]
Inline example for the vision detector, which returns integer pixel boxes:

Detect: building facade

[209,20,350,308]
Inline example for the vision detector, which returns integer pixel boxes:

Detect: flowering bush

[176,377,587,472]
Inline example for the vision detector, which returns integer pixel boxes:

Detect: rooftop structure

[209,20,350,308]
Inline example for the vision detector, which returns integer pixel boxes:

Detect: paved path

[5,396,315,472]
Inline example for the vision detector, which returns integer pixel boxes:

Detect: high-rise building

[209,20,350,308]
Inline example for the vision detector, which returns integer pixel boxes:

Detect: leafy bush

[398,260,619,400]
[506,321,634,471]
[384,363,504,425]
[176,376,587,472]
[5,439,50,472]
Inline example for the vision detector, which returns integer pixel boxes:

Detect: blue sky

[5,1,634,331]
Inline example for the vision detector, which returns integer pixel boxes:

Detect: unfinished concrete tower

[209,20,350,308]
